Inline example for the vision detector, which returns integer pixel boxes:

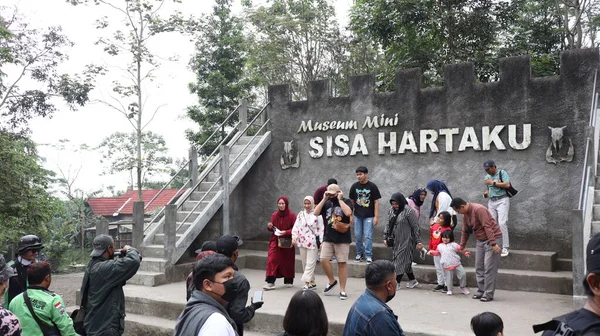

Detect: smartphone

[253,291,263,303]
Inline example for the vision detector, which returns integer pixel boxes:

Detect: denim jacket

[342,289,405,336]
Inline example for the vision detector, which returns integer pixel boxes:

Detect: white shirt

[197,313,236,336]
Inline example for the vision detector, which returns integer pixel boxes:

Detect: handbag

[307,218,322,250]
[24,291,61,336]
[70,266,90,335]
[278,237,293,248]
[385,211,399,248]
[332,220,351,233]
[499,170,518,197]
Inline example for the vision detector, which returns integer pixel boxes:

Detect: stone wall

[235,48,600,258]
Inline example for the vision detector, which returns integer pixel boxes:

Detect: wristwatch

[493,181,497,187]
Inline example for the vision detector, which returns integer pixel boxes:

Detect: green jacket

[83,248,141,336]
[8,286,77,336]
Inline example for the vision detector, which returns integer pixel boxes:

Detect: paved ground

[119,268,574,336]
[52,272,85,307]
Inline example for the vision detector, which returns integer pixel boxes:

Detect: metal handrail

[230,119,271,168]
[196,105,241,154]
[145,159,191,210]
[144,179,192,231]
[578,71,599,210]
[228,103,269,148]
[176,173,222,232]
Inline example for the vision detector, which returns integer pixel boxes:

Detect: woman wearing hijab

[292,196,324,291]
[264,196,297,290]
[407,188,427,220]
[0,255,21,336]
[426,180,457,229]
[384,193,424,290]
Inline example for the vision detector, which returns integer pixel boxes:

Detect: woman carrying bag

[264,196,297,290]
[292,196,324,291]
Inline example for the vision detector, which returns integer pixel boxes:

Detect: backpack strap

[24,290,59,336]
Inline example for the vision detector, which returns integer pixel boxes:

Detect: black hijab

[409,188,426,207]
[389,192,408,215]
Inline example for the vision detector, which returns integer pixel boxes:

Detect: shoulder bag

[70,268,90,335]
[303,213,321,250]
[499,170,518,197]
[23,290,61,336]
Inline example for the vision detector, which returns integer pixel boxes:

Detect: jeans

[488,197,510,248]
[354,216,374,259]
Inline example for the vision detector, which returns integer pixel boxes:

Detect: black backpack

[533,313,600,335]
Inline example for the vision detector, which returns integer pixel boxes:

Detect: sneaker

[501,248,509,257]
[324,279,338,294]
[355,255,363,262]
[331,256,337,261]
[406,280,419,288]
[302,285,309,291]
[447,290,453,295]
[366,258,373,263]
[308,283,317,290]
[263,283,275,291]
[396,283,402,291]
[340,292,348,300]
[411,262,418,266]
[317,253,321,262]
[432,284,445,292]
[285,284,293,288]
[459,287,470,295]
[442,286,448,292]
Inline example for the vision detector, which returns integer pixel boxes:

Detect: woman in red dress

[263,196,297,290]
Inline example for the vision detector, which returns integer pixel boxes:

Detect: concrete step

[556,258,573,272]
[117,268,573,336]
[189,190,219,202]
[595,190,600,203]
[197,182,215,192]
[138,257,168,273]
[176,211,202,223]
[594,204,600,220]
[593,221,600,236]
[239,249,572,295]
[142,244,167,259]
[128,271,168,287]
[181,200,211,211]
[242,241,558,272]
[153,233,184,245]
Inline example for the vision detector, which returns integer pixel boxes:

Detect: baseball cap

[587,232,600,273]
[483,160,495,170]
[326,184,341,195]
[216,235,242,258]
[91,234,114,257]
[0,255,15,282]
[195,241,217,254]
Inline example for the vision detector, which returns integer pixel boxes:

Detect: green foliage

[245,0,348,99]
[187,0,254,155]
[0,6,99,134]
[0,132,60,244]
[96,131,173,188]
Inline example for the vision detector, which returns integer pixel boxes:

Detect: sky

[3,0,353,196]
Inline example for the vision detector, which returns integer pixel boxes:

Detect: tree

[245,0,349,99]
[68,0,197,200]
[96,131,172,191]
[0,6,99,134]
[0,131,60,245]
[187,0,254,155]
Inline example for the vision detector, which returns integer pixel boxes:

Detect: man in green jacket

[8,261,77,336]
[83,234,141,336]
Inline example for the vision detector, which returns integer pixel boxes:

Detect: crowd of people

[1,160,600,335]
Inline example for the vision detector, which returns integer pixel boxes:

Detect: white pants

[444,265,467,291]
[488,197,510,248]
[299,247,318,283]
[433,255,445,286]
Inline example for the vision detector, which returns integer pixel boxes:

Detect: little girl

[429,211,453,292]
[428,230,470,295]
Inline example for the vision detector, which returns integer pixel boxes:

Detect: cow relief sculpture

[281,140,300,169]
[546,126,574,164]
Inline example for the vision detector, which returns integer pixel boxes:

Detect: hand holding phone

[253,291,264,304]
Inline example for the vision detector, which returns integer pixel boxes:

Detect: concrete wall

[237,49,600,258]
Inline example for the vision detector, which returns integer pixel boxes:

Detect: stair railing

[228,103,271,169]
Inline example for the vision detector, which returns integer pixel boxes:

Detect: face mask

[385,283,396,303]
[212,279,237,303]
[18,256,33,266]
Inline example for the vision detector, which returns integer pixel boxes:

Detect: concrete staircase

[129,132,272,286]
[241,240,573,295]
[591,170,600,235]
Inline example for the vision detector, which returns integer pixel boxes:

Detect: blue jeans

[354,216,373,259]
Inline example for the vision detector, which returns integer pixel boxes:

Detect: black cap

[195,241,217,254]
[587,232,600,273]
[216,235,242,258]
[483,160,495,170]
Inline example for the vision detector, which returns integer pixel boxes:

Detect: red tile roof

[87,189,189,216]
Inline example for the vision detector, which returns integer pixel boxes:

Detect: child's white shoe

[446,290,453,295]
[459,287,470,295]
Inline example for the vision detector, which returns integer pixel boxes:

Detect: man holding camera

[314,184,353,300]
[83,234,141,336]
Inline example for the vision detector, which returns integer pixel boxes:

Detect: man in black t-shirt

[349,166,381,263]
[533,232,600,335]
[315,184,353,301]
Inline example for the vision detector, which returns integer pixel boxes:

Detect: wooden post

[132,201,144,248]
[239,99,247,135]
[220,145,230,235]
[164,204,177,263]
[189,147,198,188]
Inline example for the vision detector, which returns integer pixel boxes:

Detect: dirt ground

[51,272,85,307]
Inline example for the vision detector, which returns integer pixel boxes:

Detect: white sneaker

[396,283,402,291]
[285,284,293,288]
[411,262,417,266]
[263,283,275,290]
[459,286,470,295]
[501,248,509,257]
[447,290,453,295]
[406,280,419,288]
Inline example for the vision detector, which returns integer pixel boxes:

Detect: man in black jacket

[83,234,141,336]
[5,234,45,306]
[216,235,263,336]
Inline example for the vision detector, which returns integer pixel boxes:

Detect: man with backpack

[483,160,512,257]
[533,232,600,335]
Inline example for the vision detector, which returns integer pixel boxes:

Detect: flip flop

[480,296,493,302]
[472,293,483,300]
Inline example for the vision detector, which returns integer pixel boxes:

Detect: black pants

[396,273,415,283]
[265,276,293,284]
[237,323,244,336]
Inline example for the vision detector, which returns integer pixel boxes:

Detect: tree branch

[142,104,166,130]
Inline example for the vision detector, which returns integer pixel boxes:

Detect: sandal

[472,293,483,300]
[480,296,493,302]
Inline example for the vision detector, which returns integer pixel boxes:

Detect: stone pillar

[239,99,247,135]
[220,145,230,235]
[164,204,177,263]
[572,208,586,309]
[132,201,144,249]
[96,218,109,236]
[189,147,198,188]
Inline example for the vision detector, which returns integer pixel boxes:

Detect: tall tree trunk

[136,12,144,202]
